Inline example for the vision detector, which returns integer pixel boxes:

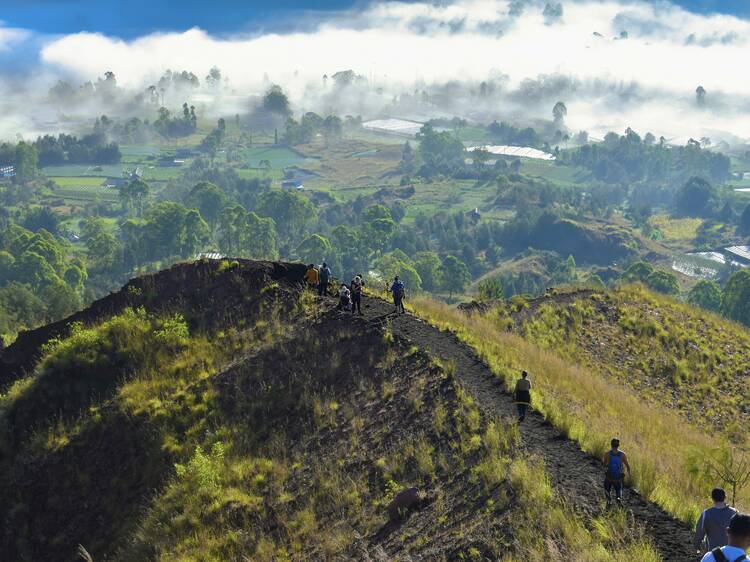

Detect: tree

[442,255,471,299]
[119,179,150,217]
[478,278,503,300]
[623,261,654,284]
[645,269,680,295]
[687,280,722,312]
[296,234,333,265]
[14,142,38,182]
[23,207,60,234]
[188,182,226,228]
[674,176,717,217]
[739,203,750,235]
[552,101,567,127]
[182,209,210,258]
[256,189,316,245]
[414,252,442,292]
[696,85,707,107]
[722,270,750,327]
[262,85,292,118]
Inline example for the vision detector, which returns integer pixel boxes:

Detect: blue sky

[2,0,747,38]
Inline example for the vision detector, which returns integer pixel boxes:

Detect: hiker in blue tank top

[602,438,630,503]
[701,512,750,562]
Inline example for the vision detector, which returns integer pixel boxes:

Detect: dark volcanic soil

[355,295,695,561]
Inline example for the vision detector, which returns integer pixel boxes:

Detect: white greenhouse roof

[467,145,556,161]
[725,246,750,262]
[362,118,424,136]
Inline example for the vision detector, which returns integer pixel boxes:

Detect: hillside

[0,260,689,561]
[419,284,750,529]
[508,285,750,441]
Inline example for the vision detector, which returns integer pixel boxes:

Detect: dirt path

[355,295,696,561]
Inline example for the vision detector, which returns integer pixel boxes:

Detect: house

[281,179,304,190]
[0,165,15,178]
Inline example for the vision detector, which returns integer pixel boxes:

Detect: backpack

[606,451,624,481]
[395,282,405,299]
[712,548,747,562]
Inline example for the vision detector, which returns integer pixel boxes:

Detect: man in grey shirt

[696,488,738,555]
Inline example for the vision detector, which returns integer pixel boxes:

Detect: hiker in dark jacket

[318,263,331,296]
[700,512,750,562]
[696,488,738,556]
[603,438,630,504]
[513,370,531,422]
[390,276,405,314]
[351,274,365,315]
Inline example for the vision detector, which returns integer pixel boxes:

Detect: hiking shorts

[604,477,623,499]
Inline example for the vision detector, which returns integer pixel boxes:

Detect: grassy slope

[0,264,657,562]
[411,286,750,525]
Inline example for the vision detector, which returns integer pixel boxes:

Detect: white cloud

[18,0,750,140]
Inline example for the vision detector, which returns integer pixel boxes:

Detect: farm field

[518,159,592,187]
[649,214,703,243]
[41,164,125,177]
[49,176,106,187]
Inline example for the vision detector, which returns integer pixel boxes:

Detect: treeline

[566,130,730,187]
[0,224,87,343]
[0,133,122,182]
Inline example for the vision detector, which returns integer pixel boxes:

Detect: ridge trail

[353,295,695,561]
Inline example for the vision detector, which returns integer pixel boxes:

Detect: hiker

[338,283,352,311]
[303,264,319,288]
[700,512,750,562]
[513,370,531,422]
[602,438,631,504]
[695,489,738,556]
[351,274,365,315]
[390,276,406,314]
[318,262,331,296]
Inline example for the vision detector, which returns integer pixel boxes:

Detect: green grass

[49,176,107,187]
[42,164,125,177]
[243,146,312,168]
[519,160,592,187]
[411,286,750,526]
[649,214,703,242]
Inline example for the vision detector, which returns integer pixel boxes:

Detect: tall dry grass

[411,296,743,524]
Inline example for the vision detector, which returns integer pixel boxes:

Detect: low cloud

[0,0,748,141]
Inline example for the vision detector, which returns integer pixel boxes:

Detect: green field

[518,159,592,187]
[42,164,125,177]
[50,176,106,187]
[243,146,313,168]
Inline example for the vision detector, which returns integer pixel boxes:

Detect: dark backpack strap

[734,556,748,562]
[712,548,728,562]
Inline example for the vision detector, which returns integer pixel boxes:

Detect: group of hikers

[514,370,749,560]
[303,263,407,314]
[305,264,748,560]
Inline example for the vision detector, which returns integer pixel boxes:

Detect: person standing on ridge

[304,264,319,289]
[700,512,750,562]
[603,438,631,504]
[318,262,331,296]
[695,488,738,556]
[513,370,531,422]
[351,274,365,315]
[390,275,406,314]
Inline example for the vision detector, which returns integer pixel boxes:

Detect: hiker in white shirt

[701,512,750,562]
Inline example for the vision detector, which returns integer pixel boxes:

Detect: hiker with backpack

[696,489,738,556]
[338,283,352,312]
[304,264,319,289]
[318,263,331,296]
[602,438,630,504]
[700,512,750,562]
[351,274,365,315]
[390,276,406,314]
[513,370,531,422]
